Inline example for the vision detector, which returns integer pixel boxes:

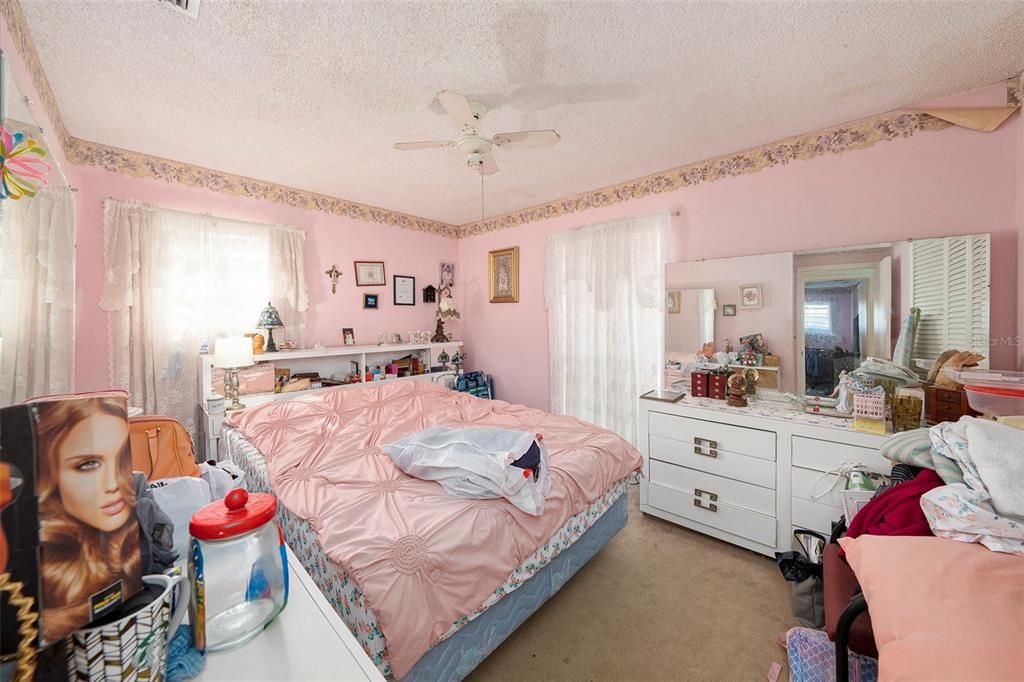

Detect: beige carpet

[469,485,795,681]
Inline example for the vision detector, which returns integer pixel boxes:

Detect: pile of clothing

[869,416,1024,555]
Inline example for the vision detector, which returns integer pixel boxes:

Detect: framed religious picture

[666,290,681,314]
[342,328,356,345]
[739,283,763,309]
[354,261,386,286]
[488,247,519,303]
[440,262,455,287]
[393,275,415,305]
[363,293,379,309]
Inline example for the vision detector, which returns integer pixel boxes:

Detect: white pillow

[965,419,1024,518]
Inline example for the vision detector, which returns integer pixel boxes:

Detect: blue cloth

[167,623,206,682]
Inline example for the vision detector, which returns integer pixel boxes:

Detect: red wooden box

[691,370,710,397]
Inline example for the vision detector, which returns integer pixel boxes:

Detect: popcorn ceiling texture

[11,0,1024,232]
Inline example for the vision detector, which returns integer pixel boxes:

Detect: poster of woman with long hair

[33,394,142,643]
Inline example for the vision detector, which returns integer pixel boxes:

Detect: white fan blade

[492,129,560,148]
[393,140,453,151]
[437,90,477,128]
[474,153,499,175]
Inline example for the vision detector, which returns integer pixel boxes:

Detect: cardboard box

[1,392,143,653]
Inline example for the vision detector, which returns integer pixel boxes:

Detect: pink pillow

[839,535,1024,681]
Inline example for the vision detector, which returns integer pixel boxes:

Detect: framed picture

[440,262,455,287]
[722,304,737,317]
[739,283,763,309]
[488,247,519,303]
[354,261,386,286]
[363,293,378,309]
[739,333,766,353]
[666,290,681,314]
[393,275,415,305]
[342,328,355,345]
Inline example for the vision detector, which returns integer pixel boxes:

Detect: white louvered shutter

[911,234,990,365]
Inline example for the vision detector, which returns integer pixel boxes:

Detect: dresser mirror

[662,232,991,397]
[794,246,893,396]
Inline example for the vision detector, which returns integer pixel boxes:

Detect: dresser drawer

[791,465,844,506]
[649,434,776,488]
[792,497,843,537]
[649,411,776,461]
[650,460,775,517]
[791,435,890,475]
[648,466,776,547]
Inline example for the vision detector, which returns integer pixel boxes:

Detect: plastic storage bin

[188,489,288,652]
[963,385,1024,417]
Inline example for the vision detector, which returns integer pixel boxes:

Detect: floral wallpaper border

[455,111,953,237]
[64,138,461,237]
[7,0,1012,240]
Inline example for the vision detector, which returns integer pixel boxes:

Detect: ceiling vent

[155,0,200,19]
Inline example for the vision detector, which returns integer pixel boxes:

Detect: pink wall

[460,106,1021,410]
[667,253,796,390]
[73,166,459,391]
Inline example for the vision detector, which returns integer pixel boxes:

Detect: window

[804,302,833,332]
[545,211,669,444]
[102,200,308,431]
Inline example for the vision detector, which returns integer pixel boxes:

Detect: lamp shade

[256,301,284,329]
[214,336,254,369]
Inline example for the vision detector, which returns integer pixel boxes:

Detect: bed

[221,380,642,680]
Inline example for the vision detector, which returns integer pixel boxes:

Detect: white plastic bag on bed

[383,426,552,515]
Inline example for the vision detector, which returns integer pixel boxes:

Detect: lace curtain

[0,186,76,405]
[544,211,669,444]
[101,200,308,433]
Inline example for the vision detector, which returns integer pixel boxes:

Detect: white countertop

[195,546,383,682]
[664,393,864,431]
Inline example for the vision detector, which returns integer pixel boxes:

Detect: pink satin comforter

[224,381,642,677]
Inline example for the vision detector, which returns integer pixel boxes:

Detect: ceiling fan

[393,90,560,175]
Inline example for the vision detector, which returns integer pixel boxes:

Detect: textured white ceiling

[18,0,1024,225]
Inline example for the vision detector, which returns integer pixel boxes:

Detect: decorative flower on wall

[0,126,52,200]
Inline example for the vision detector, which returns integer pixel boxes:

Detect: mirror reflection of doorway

[803,279,863,396]
[796,257,891,396]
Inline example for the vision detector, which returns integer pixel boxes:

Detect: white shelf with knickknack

[196,341,463,460]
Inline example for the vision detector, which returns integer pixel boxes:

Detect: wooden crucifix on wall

[325,264,342,294]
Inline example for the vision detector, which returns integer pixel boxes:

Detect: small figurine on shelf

[393,333,404,344]
[829,371,854,414]
[377,333,388,346]
[724,338,733,353]
[727,373,748,407]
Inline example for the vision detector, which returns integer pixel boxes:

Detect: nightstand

[195,546,384,681]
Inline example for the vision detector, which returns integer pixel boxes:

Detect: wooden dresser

[639,395,890,556]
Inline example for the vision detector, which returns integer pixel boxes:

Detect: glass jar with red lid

[188,488,288,652]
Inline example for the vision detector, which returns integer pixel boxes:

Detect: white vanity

[638,395,890,556]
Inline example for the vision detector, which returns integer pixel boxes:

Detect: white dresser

[639,395,890,556]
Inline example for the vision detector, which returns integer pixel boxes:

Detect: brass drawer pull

[693,498,718,512]
[693,436,718,449]
[693,445,719,458]
[694,488,718,501]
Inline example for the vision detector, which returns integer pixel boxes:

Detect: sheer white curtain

[545,211,669,444]
[0,186,76,405]
[101,200,308,432]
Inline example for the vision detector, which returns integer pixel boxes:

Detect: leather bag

[129,416,201,480]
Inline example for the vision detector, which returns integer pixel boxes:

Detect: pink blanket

[224,381,642,677]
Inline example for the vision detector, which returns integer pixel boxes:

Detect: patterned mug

[64,573,189,682]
